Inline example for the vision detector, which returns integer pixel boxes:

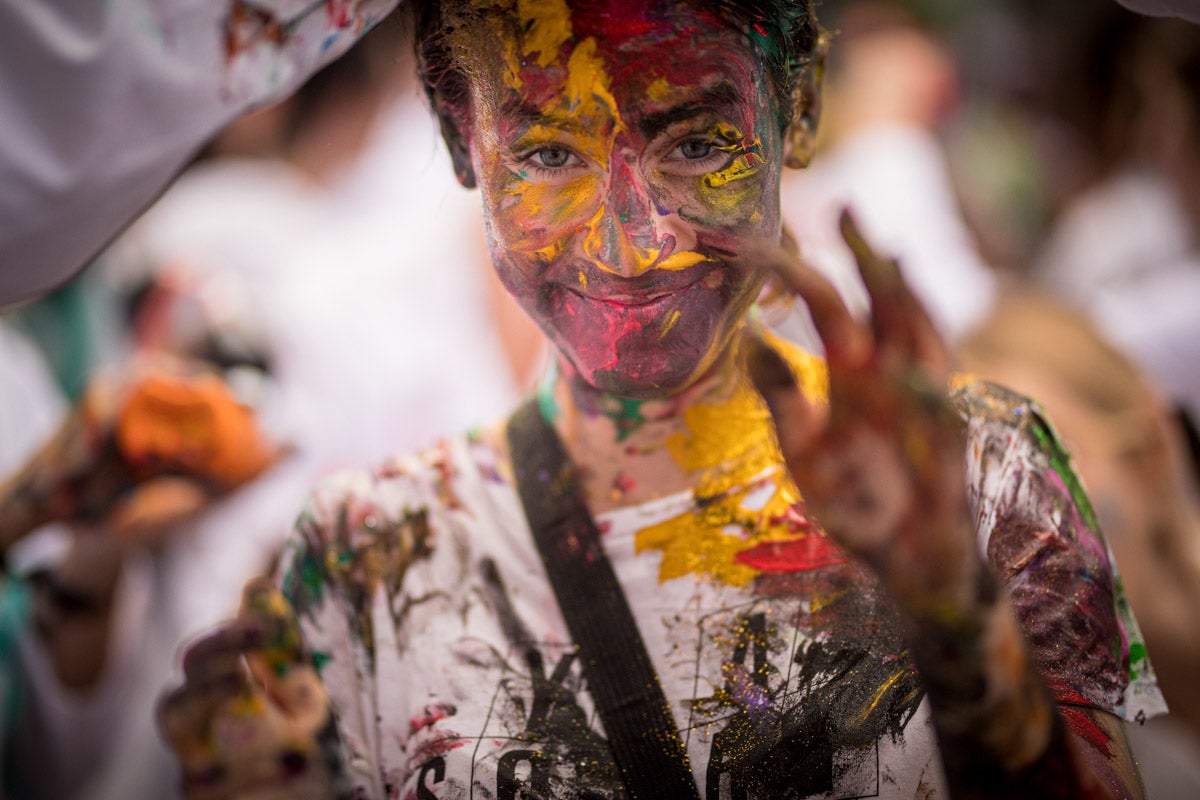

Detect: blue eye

[531,146,574,168]
[678,139,715,160]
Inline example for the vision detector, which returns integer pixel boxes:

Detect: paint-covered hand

[0,363,284,551]
[158,578,347,800]
[749,211,980,612]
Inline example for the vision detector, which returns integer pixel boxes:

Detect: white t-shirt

[282,379,1164,799]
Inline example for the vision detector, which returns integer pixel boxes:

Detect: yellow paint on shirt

[852,664,921,729]
[635,332,831,585]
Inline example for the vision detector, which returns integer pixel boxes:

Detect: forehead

[457,0,772,122]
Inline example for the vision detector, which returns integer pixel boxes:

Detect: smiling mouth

[565,262,722,308]
[590,290,674,308]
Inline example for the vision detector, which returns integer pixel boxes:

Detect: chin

[584,363,702,400]
[558,321,731,400]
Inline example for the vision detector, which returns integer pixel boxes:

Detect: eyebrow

[498,101,599,137]
[496,80,746,139]
[636,82,744,138]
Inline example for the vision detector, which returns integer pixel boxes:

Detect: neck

[540,325,790,513]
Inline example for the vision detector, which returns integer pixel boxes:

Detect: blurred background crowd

[1,1,1198,798]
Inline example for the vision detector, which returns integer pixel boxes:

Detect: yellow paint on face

[646,77,673,103]
[655,251,708,271]
[576,202,708,276]
[563,37,624,133]
[704,148,766,189]
[515,123,611,169]
[518,0,573,68]
[692,148,766,217]
[533,240,565,262]
[577,270,588,289]
[501,170,601,241]
[634,334,831,585]
[659,309,681,340]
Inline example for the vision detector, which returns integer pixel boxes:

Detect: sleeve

[953,379,1167,723]
[0,0,399,307]
[277,462,437,797]
[1115,0,1200,23]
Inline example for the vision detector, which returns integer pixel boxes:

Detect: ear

[783,32,830,170]
[432,94,478,189]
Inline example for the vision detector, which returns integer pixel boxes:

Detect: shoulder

[947,375,1101,544]
[949,376,1079,481]
[949,375,1042,435]
[949,378,1163,717]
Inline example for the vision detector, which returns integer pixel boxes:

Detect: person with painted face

[158,2,1163,798]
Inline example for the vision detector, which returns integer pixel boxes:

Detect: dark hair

[408,0,824,131]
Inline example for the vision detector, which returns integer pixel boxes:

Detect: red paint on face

[463,1,785,398]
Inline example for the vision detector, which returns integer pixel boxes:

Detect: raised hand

[748,214,1145,799]
[0,362,283,550]
[749,210,978,613]
[158,578,345,800]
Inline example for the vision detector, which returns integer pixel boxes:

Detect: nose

[581,160,667,278]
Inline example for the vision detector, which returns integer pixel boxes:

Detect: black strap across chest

[506,399,702,800]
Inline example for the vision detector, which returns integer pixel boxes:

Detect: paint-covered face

[456,1,786,398]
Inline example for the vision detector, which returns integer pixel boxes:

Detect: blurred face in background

[444,0,789,399]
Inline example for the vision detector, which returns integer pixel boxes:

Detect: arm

[0,0,398,307]
[748,212,1147,798]
[0,366,279,551]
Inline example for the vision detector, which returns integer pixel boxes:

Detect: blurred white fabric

[1038,168,1200,424]
[0,0,399,307]
[781,123,997,346]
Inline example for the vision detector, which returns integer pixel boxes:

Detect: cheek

[497,174,603,253]
[658,137,783,244]
[658,168,779,251]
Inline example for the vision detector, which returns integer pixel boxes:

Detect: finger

[246,658,330,732]
[239,578,328,726]
[839,209,948,374]
[744,334,824,476]
[182,620,264,682]
[838,209,907,353]
[157,670,248,751]
[239,578,309,675]
[107,477,213,545]
[746,242,872,368]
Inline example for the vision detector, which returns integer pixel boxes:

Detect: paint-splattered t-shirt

[280,379,1164,799]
